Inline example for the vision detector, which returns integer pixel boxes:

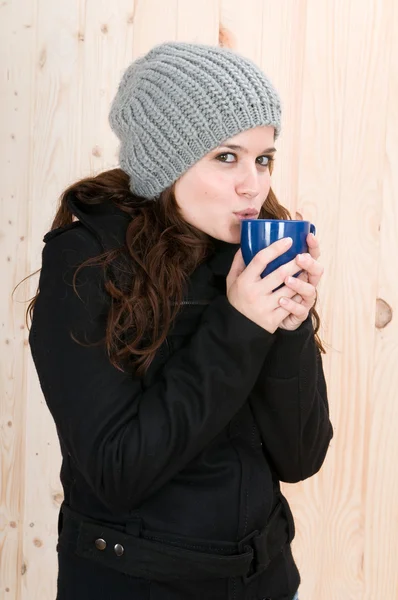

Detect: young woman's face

[174,126,276,243]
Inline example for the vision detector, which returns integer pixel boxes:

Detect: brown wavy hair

[25,166,326,377]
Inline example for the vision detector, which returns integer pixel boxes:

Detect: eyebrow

[216,144,277,154]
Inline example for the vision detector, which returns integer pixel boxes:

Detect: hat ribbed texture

[109,41,282,199]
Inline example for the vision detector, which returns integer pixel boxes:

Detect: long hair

[26,166,326,377]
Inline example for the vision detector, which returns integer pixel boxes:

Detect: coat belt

[57,501,290,583]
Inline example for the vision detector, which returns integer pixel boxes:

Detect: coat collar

[207,237,240,278]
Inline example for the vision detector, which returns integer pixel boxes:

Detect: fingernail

[298,253,309,262]
[284,237,293,246]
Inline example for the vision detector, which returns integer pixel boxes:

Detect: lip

[233,209,259,219]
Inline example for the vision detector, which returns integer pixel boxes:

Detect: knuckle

[253,251,266,266]
[278,265,289,279]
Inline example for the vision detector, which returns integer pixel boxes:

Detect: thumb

[227,248,246,284]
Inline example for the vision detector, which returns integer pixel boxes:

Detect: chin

[227,225,241,244]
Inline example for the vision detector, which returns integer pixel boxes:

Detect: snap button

[94,538,107,551]
[114,543,124,557]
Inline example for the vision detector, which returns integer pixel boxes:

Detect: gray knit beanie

[109,41,281,199]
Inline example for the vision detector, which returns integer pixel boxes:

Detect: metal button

[94,538,107,551]
[114,543,124,557]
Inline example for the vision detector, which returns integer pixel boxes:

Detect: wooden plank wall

[1,1,397,598]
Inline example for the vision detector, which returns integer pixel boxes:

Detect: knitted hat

[109,41,281,199]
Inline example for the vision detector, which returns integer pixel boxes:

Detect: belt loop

[238,529,269,583]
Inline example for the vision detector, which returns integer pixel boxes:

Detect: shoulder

[43,220,82,243]
[42,221,103,266]
[43,221,100,249]
[40,222,107,299]
[39,214,130,299]
[38,222,110,318]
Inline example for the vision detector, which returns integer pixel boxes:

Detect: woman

[28,42,333,600]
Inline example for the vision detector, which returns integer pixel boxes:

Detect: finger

[227,249,246,283]
[279,291,304,304]
[272,304,292,321]
[260,256,303,293]
[273,283,300,304]
[291,293,304,303]
[278,296,310,319]
[241,237,293,282]
[296,270,309,282]
[295,253,324,287]
[306,233,321,260]
[283,276,317,307]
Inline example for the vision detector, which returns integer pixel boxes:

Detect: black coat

[29,195,333,600]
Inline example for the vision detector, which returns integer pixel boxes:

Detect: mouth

[233,209,259,219]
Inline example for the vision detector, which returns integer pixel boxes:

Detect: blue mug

[241,219,316,285]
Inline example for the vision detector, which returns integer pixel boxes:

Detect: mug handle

[310,223,316,235]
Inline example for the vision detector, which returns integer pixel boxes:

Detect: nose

[235,167,260,199]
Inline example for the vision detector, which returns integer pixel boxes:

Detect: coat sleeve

[29,226,277,512]
[249,316,333,483]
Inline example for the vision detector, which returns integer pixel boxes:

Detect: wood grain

[132,0,178,56]
[1,1,36,598]
[177,0,219,45]
[290,1,395,598]
[1,0,398,598]
[364,2,398,597]
[22,2,82,598]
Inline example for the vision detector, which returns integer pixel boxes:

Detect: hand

[277,232,324,331]
[227,237,304,334]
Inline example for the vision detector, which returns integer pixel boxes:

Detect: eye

[215,153,236,163]
[256,155,274,167]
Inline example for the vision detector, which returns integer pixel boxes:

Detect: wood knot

[375,298,393,329]
[218,24,236,49]
[39,48,47,69]
[53,492,64,506]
